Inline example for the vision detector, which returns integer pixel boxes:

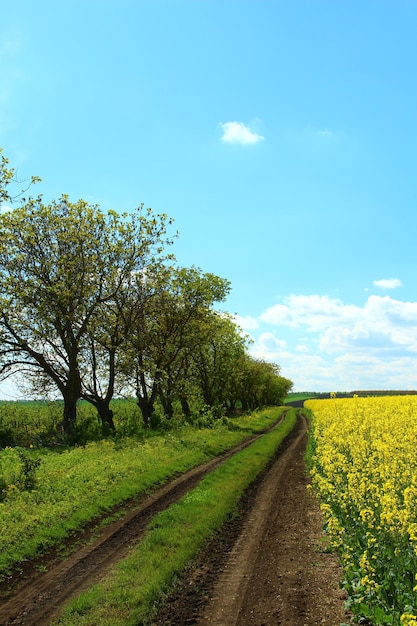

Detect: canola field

[306,395,417,626]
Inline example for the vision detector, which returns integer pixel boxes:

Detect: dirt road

[152,414,350,625]
[0,414,351,625]
[0,429,271,626]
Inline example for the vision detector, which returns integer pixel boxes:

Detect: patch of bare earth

[152,414,351,626]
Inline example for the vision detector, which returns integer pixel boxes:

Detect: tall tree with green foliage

[189,312,249,413]
[152,268,231,419]
[120,266,230,426]
[0,147,40,206]
[0,148,14,205]
[239,358,293,410]
[0,195,174,435]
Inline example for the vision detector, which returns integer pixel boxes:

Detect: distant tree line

[0,148,293,436]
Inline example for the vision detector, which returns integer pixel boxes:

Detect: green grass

[54,407,298,626]
[0,407,284,579]
[284,392,321,403]
[0,399,145,447]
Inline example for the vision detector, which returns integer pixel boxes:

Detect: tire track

[0,417,285,626]
[196,414,309,625]
[152,411,349,626]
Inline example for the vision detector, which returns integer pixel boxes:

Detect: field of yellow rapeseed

[306,395,417,626]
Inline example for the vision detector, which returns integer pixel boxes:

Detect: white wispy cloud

[373,278,403,289]
[261,294,417,349]
[315,128,334,138]
[286,125,339,143]
[233,314,259,330]
[257,332,287,353]
[219,121,264,145]
[250,292,417,391]
[284,126,342,162]
[260,294,359,331]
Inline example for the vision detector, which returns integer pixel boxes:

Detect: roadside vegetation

[54,406,297,626]
[307,395,417,626]
[0,405,289,582]
[0,148,297,620]
[0,147,292,440]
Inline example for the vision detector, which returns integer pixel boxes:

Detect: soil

[0,413,351,626]
[151,414,351,626]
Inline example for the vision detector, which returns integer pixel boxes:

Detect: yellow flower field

[306,395,417,625]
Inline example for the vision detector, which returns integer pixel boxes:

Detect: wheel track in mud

[0,416,286,626]
[152,411,350,626]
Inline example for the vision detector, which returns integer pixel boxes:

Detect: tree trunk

[180,396,191,418]
[226,400,237,417]
[160,393,174,419]
[241,398,249,412]
[62,365,82,437]
[62,396,78,436]
[137,396,154,428]
[96,400,116,434]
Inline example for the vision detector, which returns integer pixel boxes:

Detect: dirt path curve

[152,413,351,626]
[0,425,278,626]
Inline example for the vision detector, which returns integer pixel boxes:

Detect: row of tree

[0,149,292,435]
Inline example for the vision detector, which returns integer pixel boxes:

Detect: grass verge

[0,408,283,579]
[54,407,298,626]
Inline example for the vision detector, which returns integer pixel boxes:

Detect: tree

[0,195,174,435]
[78,302,124,433]
[120,266,231,426]
[239,358,293,410]
[0,147,40,206]
[0,148,14,205]
[189,312,249,413]
[154,268,231,419]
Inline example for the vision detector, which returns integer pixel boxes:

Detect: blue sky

[1,0,417,396]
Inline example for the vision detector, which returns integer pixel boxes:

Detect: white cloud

[319,296,417,356]
[257,332,287,353]
[373,278,403,289]
[248,332,287,361]
[260,294,359,331]
[262,294,417,352]
[314,127,335,138]
[233,314,259,331]
[250,345,336,392]
[252,293,417,391]
[219,121,264,145]
[286,125,340,145]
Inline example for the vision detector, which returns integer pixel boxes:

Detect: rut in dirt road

[0,423,282,626]
[153,413,350,626]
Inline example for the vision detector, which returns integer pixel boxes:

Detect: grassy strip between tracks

[0,409,285,579]
[55,407,298,626]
